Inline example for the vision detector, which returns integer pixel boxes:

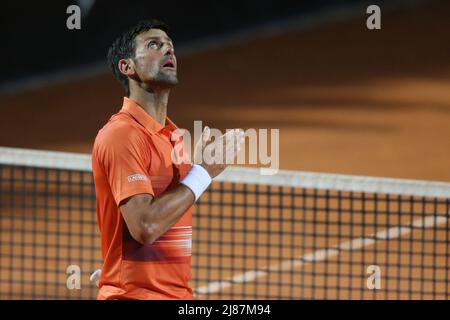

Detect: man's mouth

[162,59,176,69]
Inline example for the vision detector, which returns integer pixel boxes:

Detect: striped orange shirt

[92,97,193,299]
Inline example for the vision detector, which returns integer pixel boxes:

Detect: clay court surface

[0,1,449,299]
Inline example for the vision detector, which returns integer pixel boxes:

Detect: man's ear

[118,58,135,77]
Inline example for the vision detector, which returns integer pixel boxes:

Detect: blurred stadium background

[1,0,449,299]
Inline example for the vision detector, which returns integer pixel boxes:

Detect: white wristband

[181,164,212,202]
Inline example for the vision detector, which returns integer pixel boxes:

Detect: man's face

[132,28,178,87]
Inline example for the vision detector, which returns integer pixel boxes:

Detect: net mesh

[0,147,449,299]
[0,164,98,299]
[193,183,449,299]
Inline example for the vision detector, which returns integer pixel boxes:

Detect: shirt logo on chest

[127,173,148,182]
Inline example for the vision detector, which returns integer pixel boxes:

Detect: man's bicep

[119,193,155,244]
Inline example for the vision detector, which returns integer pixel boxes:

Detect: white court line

[194,214,449,296]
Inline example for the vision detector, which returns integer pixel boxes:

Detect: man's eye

[148,41,159,49]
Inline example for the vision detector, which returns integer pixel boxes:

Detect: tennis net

[0,146,449,299]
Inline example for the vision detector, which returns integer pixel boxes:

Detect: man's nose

[164,43,175,56]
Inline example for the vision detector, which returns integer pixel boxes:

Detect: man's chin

[154,74,178,87]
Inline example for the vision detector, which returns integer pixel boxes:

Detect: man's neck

[129,86,170,126]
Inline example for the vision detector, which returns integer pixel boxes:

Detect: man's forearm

[140,184,195,244]
[121,165,212,245]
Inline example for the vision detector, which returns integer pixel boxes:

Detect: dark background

[2,0,373,85]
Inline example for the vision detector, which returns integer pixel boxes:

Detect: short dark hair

[107,19,169,96]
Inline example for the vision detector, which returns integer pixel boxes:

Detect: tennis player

[92,20,243,300]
